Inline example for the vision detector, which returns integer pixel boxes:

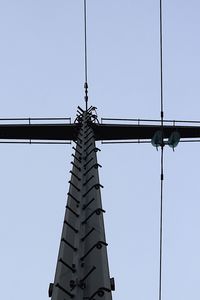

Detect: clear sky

[0,1,200,300]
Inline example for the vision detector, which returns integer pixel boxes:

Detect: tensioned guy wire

[159,1,164,300]
[83,0,89,110]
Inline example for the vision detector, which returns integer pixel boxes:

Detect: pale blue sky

[0,1,200,300]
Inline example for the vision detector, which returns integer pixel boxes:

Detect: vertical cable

[159,0,164,125]
[83,0,88,110]
[159,1,164,300]
[159,146,164,300]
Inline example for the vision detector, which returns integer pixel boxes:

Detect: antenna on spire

[83,0,88,111]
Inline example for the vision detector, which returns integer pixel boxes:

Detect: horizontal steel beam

[92,124,200,140]
[0,124,79,141]
[0,123,200,141]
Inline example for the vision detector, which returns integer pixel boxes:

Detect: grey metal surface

[50,110,113,300]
